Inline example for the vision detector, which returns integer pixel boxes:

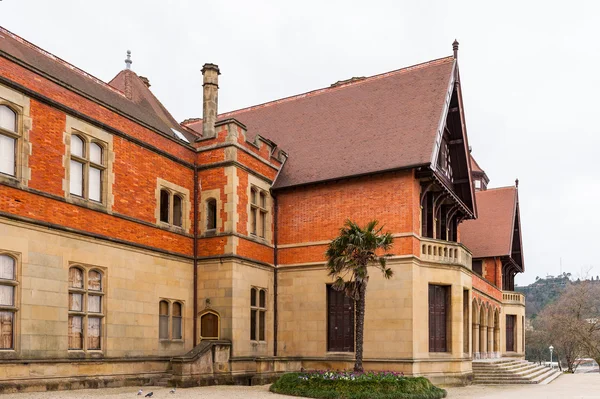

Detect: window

[0,254,17,350]
[69,134,106,203]
[158,188,186,229]
[472,260,483,276]
[159,299,183,341]
[206,199,217,231]
[159,300,169,340]
[68,266,104,351]
[474,179,481,190]
[172,302,182,340]
[0,105,17,177]
[250,287,267,341]
[327,285,355,352]
[250,187,268,238]
[429,284,449,353]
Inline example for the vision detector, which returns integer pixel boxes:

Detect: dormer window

[475,180,481,190]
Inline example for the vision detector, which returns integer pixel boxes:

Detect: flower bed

[270,370,447,399]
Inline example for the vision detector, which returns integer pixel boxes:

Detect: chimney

[201,63,220,138]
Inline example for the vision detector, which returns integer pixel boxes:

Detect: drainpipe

[193,162,198,346]
[273,195,278,357]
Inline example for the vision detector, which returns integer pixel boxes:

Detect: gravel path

[1,373,598,398]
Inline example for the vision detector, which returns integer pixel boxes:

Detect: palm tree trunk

[354,283,366,372]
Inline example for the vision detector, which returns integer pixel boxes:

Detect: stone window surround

[200,189,222,236]
[155,178,191,233]
[247,175,273,244]
[0,251,20,355]
[67,263,106,354]
[0,84,32,188]
[63,115,114,213]
[68,132,106,203]
[250,286,267,343]
[158,298,184,342]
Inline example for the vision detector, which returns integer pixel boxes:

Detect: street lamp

[549,345,554,368]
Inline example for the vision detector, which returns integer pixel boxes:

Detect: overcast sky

[2,0,598,285]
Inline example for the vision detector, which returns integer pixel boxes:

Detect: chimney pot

[201,63,220,138]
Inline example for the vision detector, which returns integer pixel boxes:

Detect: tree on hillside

[536,281,600,373]
[326,220,394,372]
[536,301,583,372]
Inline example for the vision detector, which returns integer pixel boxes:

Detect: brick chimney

[201,63,220,138]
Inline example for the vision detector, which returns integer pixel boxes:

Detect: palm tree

[325,220,394,372]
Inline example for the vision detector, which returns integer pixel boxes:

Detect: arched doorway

[199,311,220,340]
[472,300,479,359]
[479,305,487,358]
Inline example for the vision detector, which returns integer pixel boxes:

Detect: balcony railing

[420,237,472,270]
[502,291,525,305]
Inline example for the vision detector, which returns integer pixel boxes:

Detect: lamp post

[549,345,554,368]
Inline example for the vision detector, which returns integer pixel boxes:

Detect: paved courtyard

[0,373,598,398]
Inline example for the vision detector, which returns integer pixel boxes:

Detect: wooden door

[506,315,516,351]
[429,285,448,352]
[327,285,354,352]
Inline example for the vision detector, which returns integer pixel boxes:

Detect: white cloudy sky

[2,0,598,285]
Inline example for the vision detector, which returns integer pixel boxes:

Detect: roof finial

[452,39,459,59]
[125,50,132,70]
[515,178,519,188]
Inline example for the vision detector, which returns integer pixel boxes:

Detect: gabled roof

[0,26,196,144]
[184,56,458,189]
[459,186,521,259]
[470,156,484,174]
[108,70,197,143]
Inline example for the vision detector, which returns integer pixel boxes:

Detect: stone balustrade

[420,237,472,270]
[502,291,525,305]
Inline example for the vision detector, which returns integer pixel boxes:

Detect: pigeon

[170,387,176,394]
[137,389,143,396]
[145,393,153,398]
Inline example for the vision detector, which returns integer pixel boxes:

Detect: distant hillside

[516,274,570,319]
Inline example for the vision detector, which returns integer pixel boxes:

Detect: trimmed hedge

[269,371,447,399]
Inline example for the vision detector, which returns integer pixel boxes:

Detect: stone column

[201,63,220,138]
[488,326,494,358]
[480,324,487,358]
[473,323,479,359]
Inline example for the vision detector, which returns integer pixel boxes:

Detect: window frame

[428,284,450,353]
[0,103,21,180]
[157,187,187,231]
[250,287,267,342]
[250,186,269,239]
[68,265,105,352]
[68,132,107,204]
[199,310,220,340]
[206,198,217,232]
[0,252,19,351]
[158,298,184,342]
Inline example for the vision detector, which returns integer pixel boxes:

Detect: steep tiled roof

[0,26,196,144]
[185,56,456,189]
[108,70,198,143]
[459,186,517,258]
[470,156,484,174]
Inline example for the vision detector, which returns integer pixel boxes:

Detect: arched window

[69,135,106,203]
[68,266,104,351]
[0,254,16,349]
[160,189,170,223]
[173,195,183,228]
[0,105,17,176]
[200,312,219,340]
[172,302,182,339]
[159,300,169,339]
[206,199,217,231]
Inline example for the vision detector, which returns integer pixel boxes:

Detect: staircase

[472,358,561,385]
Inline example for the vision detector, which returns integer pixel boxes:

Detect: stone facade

[0,28,526,391]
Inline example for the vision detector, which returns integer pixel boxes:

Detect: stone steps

[472,359,561,385]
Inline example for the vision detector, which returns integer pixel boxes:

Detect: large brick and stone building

[0,26,525,391]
